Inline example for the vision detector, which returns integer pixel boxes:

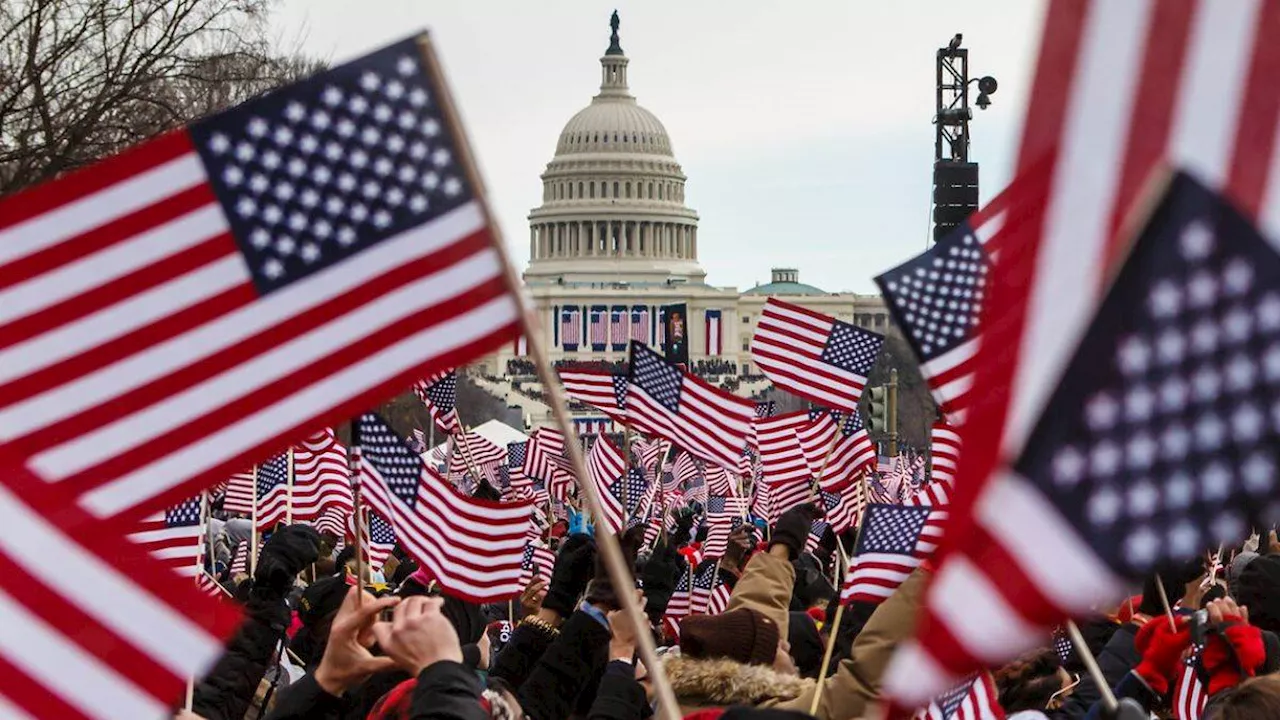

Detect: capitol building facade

[485,17,890,380]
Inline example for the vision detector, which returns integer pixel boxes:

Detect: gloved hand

[569,508,594,536]
[640,541,683,622]
[721,526,754,573]
[770,503,820,560]
[1201,597,1266,696]
[542,533,597,617]
[1133,615,1191,695]
[584,525,645,611]
[255,524,322,596]
[669,507,696,548]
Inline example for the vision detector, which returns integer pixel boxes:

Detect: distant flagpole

[415,33,681,720]
[348,420,367,604]
[286,447,295,525]
[249,464,259,576]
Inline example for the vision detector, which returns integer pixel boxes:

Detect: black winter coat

[587,660,650,720]
[264,661,485,720]
[192,586,291,720]
[515,611,612,720]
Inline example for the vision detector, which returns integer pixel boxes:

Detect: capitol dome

[525,13,702,285]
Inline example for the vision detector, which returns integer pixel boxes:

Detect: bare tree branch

[0,0,320,192]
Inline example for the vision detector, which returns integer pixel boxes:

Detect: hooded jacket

[663,547,927,720]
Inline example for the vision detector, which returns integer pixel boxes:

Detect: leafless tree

[0,0,321,193]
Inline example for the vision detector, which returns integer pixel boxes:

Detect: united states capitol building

[476,15,890,430]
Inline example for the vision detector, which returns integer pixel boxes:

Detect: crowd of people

[177,504,1280,720]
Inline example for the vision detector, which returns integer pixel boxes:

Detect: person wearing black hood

[192,524,322,720]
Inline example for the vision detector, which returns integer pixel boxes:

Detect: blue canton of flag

[165,496,202,528]
[612,374,630,409]
[859,504,930,555]
[1012,173,1280,578]
[611,467,649,516]
[369,511,396,544]
[630,343,683,413]
[256,453,289,495]
[756,400,777,419]
[819,321,883,375]
[357,415,423,507]
[190,39,472,294]
[426,372,458,412]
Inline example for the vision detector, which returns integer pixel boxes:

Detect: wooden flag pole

[348,421,367,605]
[250,463,260,576]
[187,490,211,711]
[286,447,295,525]
[809,542,846,716]
[1067,619,1119,713]
[1154,575,1178,632]
[415,34,681,720]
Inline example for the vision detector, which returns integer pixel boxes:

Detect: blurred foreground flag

[887,173,1280,706]
[0,35,519,522]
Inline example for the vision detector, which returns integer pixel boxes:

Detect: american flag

[1173,641,1207,720]
[223,469,257,515]
[0,471,240,717]
[524,427,576,501]
[821,488,861,535]
[705,464,736,497]
[518,542,557,588]
[292,428,355,519]
[355,413,534,602]
[561,308,582,348]
[197,572,227,599]
[873,178,1035,426]
[414,370,462,435]
[590,307,608,349]
[559,369,627,423]
[750,298,884,412]
[702,495,748,559]
[586,435,629,533]
[887,176,1280,704]
[750,471,774,523]
[841,504,945,605]
[690,561,731,616]
[626,341,754,471]
[504,441,534,498]
[755,400,777,419]
[228,539,250,577]
[671,451,701,489]
[631,307,650,344]
[129,494,205,577]
[254,451,291,531]
[359,510,397,572]
[610,307,630,350]
[664,564,694,622]
[755,412,814,510]
[929,422,961,488]
[911,673,1005,720]
[313,504,349,537]
[0,37,520,523]
[446,430,505,486]
[800,409,876,493]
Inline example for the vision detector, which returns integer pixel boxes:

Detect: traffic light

[866,385,889,434]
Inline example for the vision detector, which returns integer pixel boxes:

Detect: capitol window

[577,182,583,198]
[590,183,596,198]
[626,182,632,198]
[658,184,664,200]
[613,181,619,196]
[648,181,654,198]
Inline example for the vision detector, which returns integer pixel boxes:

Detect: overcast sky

[273,1,1046,294]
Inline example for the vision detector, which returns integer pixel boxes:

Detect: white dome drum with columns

[526,18,702,284]
[480,15,891,430]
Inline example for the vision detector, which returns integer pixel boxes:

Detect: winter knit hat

[1228,551,1259,597]
[679,607,779,666]
[296,575,347,628]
